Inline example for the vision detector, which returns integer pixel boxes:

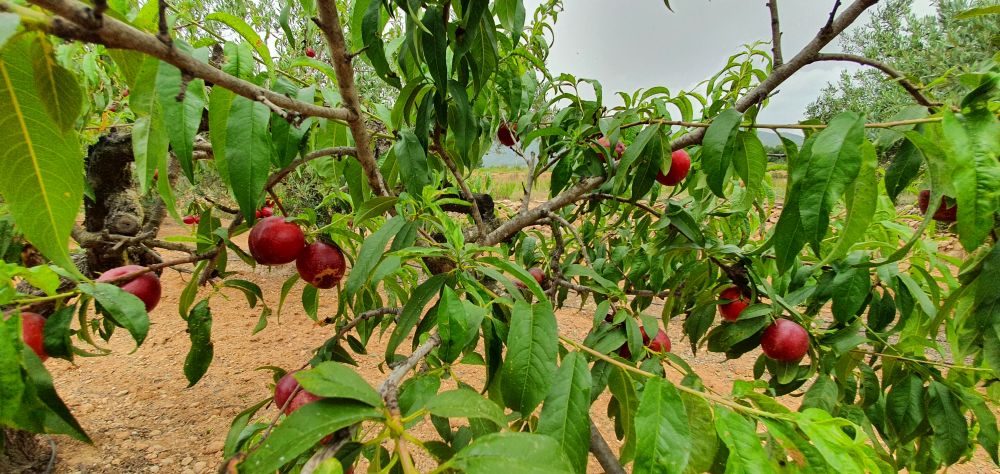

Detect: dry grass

[469,167,551,201]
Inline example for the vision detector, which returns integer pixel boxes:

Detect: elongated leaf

[796,112,864,252]
[361,0,400,88]
[394,130,431,195]
[227,96,272,223]
[1,314,37,432]
[425,388,507,428]
[494,0,526,42]
[961,388,998,464]
[437,287,484,363]
[731,130,767,199]
[183,299,213,386]
[387,273,447,357]
[29,38,81,131]
[21,347,91,442]
[209,87,235,186]
[343,215,405,298]
[824,141,877,263]
[701,109,742,197]
[78,282,149,346]
[884,136,923,202]
[830,266,870,323]
[239,400,382,474]
[450,432,574,474]
[608,366,639,462]
[295,362,382,407]
[634,377,690,474]
[680,392,718,473]
[0,36,83,274]
[927,381,967,464]
[501,299,558,415]
[714,408,775,474]
[287,58,339,84]
[158,54,206,182]
[223,397,269,458]
[206,13,273,76]
[130,56,169,193]
[886,374,926,443]
[537,352,592,473]
[942,110,1000,251]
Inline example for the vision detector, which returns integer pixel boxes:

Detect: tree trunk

[0,428,52,473]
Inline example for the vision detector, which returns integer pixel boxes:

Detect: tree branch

[590,421,627,474]
[767,1,783,67]
[315,0,389,197]
[27,0,351,121]
[810,53,942,108]
[546,211,593,268]
[584,193,662,218]
[435,136,489,244]
[265,146,358,190]
[667,0,878,151]
[325,307,401,344]
[378,334,441,413]
[482,176,606,246]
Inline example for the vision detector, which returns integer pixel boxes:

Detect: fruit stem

[559,335,793,421]
[849,349,991,372]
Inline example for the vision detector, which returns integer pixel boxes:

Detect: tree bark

[0,428,52,473]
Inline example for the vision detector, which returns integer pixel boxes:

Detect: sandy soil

[44,218,997,474]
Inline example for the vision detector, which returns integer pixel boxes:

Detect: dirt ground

[44,217,997,474]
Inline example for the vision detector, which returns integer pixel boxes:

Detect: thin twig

[546,211,593,267]
[584,193,662,218]
[435,134,489,244]
[265,146,358,190]
[378,334,442,412]
[483,176,606,246]
[625,116,940,132]
[327,307,402,344]
[811,53,942,108]
[156,0,170,45]
[767,1,783,68]
[590,421,626,474]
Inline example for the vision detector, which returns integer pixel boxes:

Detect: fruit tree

[0,0,998,473]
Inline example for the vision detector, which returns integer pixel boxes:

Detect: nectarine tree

[0,0,998,473]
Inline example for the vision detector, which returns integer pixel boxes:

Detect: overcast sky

[523,0,936,123]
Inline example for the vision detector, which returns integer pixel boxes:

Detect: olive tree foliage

[0,0,998,473]
[806,0,1000,123]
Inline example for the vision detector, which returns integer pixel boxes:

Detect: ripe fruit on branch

[260,207,274,218]
[718,286,750,321]
[498,122,518,147]
[19,311,48,361]
[617,325,671,358]
[274,370,301,410]
[296,241,347,289]
[917,190,957,222]
[287,390,323,414]
[515,267,545,289]
[248,217,305,265]
[655,149,692,186]
[97,265,162,312]
[182,215,197,225]
[305,47,316,58]
[122,88,129,97]
[596,136,626,161]
[760,319,809,362]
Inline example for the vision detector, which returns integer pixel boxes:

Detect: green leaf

[393,129,431,195]
[130,56,169,193]
[271,86,313,168]
[537,352,592,473]
[884,137,923,202]
[42,306,74,360]
[227,96,271,223]
[824,140,877,263]
[630,130,662,200]
[956,5,1000,18]
[387,274,447,358]
[183,299,213,387]
[501,299,558,415]
[450,432,575,474]
[425,388,507,428]
[886,374,926,443]
[927,381,967,465]
[354,196,398,226]
[795,112,864,252]
[701,109,742,197]
[0,36,84,275]
[0,313,35,432]
[29,39,81,131]
[205,13,273,77]
[942,110,1000,251]
[21,347,91,442]
[731,130,767,199]
[239,400,382,474]
[608,366,639,462]
[158,55,206,182]
[634,377,690,474]
[680,392,718,473]
[974,244,1000,336]
[437,287,484,363]
[494,0,526,42]
[360,0,400,88]
[295,362,382,407]
[714,408,775,474]
[209,87,235,187]
[78,282,149,347]
[961,388,998,464]
[302,284,318,321]
[830,266,870,323]
[344,215,405,299]
[800,375,838,413]
[223,397,269,458]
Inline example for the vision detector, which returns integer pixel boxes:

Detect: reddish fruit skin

[617,326,653,359]
[528,267,545,284]
[719,286,750,321]
[596,136,626,161]
[286,389,322,414]
[918,190,957,222]
[182,215,197,225]
[296,242,347,289]
[248,217,305,265]
[20,312,48,361]
[97,265,162,312]
[498,122,517,147]
[305,47,316,58]
[760,319,810,362]
[194,215,201,223]
[122,89,129,97]
[255,210,263,218]
[655,149,692,186]
[260,207,274,218]
[647,329,671,353]
[274,371,300,409]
